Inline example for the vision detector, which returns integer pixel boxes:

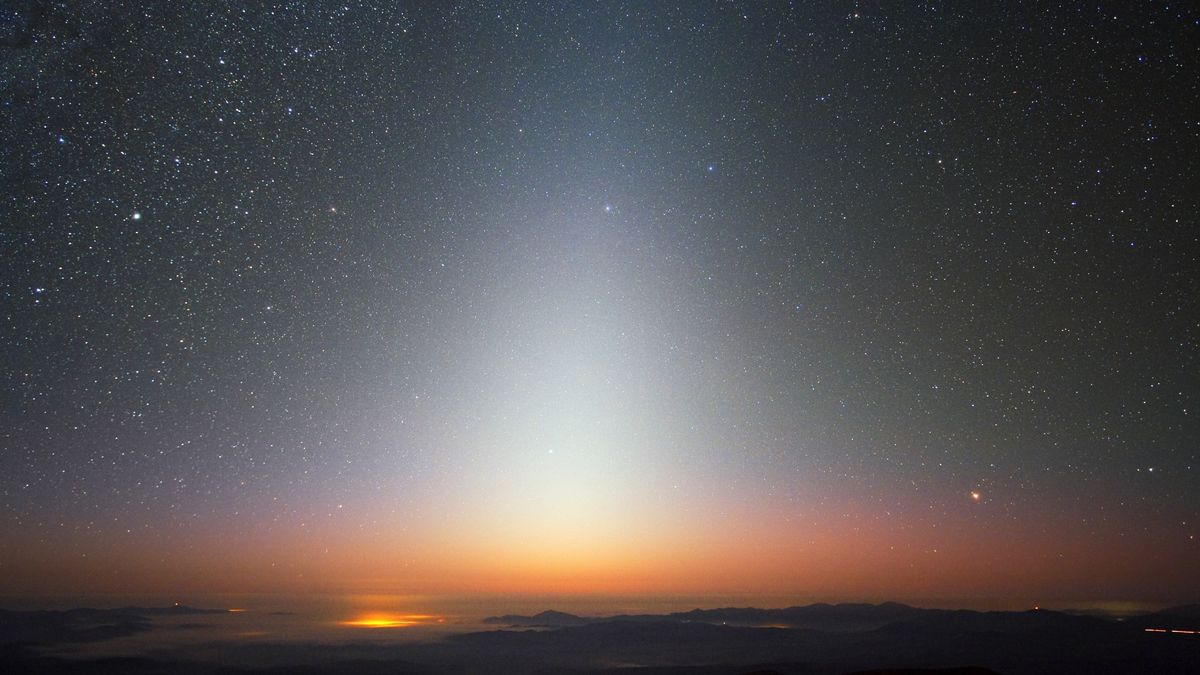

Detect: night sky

[2,2,1198,608]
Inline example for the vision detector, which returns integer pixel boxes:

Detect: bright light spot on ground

[340,612,437,628]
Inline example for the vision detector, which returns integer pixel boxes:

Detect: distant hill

[1125,603,1200,629]
[650,602,925,631]
[6,601,1197,674]
[465,604,1186,674]
[124,604,227,616]
[484,602,928,631]
[482,609,592,627]
[0,605,224,646]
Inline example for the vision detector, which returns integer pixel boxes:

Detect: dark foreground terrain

[1,602,1197,674]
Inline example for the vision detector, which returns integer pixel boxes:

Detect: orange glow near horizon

[3,508,1197,608]
[1,483,1197,607]
[339,613,438,628]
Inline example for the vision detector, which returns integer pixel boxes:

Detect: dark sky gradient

[2,2,1197,606]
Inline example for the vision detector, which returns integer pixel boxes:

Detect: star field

[1,2,1197,603]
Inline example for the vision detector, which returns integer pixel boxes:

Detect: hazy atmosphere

[2,2,1198,673]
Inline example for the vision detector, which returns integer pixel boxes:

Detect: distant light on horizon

[340,613,438,628]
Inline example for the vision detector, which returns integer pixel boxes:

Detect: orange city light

[339,612,436,628]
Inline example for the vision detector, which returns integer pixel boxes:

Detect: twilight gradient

[1,2,1196,609]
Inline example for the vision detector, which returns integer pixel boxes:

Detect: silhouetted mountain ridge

[458,605,1192,674]
[5,601,1197,674]
[0,605,225,646]
[481,609,591,626]
[1127,603,1200,627]
[484,602,929,630]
